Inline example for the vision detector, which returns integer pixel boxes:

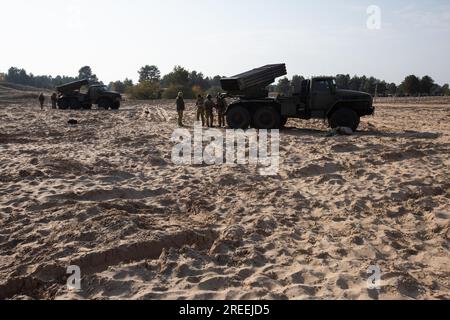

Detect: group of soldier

[38,92,58,110]
[176,92,227,128]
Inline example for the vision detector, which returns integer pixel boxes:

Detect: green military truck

[221,64,374,131]
[56,79,122,110]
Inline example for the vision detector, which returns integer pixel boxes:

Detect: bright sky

[1,0,449,84]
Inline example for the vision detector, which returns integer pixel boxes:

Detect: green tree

[420,75,434,95]
[442,84,450,96]
[276,77,291,95]
[109,80,127,93]
[387,83,397,96]
[127,81,161,100]
[138,65,160,83]
[401,75,421,96]
[162,84,192,99]
[189,71,210,90]
[291,75,305,92]
[161,66,190,87]
[78,66,98,83]
[336,74,351,89]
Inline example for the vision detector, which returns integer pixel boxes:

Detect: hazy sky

[1,0,449,84]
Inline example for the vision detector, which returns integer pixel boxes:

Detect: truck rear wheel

[253,106,281,129]
[328,107,360,132]
[227,105,251,129]
[280,116,288,128]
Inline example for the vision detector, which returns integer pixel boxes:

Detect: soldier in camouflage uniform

[195,94,206,126]
[176,92,185,127]
[51,93,58,109]
[204,94,215,127]
[216,94,227,128]
[38,93,45,110]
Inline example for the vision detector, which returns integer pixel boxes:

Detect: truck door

[311,79,335,117]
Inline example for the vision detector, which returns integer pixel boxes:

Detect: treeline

[274,74,450,97]
[2,64,449,98]
[0,66,100,89]
[108,65,224,99]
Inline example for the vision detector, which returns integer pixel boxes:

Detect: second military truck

[56,79,122,110]
[221,64,374,131]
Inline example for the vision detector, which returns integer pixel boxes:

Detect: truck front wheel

[98,99,112,110]
[227,105,251,129]
[253,106,281,129]
[328,107,360,132]
[111,101,120,110]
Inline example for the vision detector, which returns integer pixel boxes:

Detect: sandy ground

[0,99,448,300]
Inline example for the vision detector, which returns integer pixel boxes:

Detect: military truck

[56,79,122,110]
[221,64,374,131]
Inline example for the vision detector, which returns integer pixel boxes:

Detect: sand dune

[0,99,448,300]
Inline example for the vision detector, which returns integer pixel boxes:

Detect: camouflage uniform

[51,93,57,109]
[196,95,206,126]
[38,93,45,110]
[204,95,215,127]
[176,93,185,127]
[216,95,227,127]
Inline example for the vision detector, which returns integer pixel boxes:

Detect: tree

[336,74,351,89]
[138,65,160,83]
[189,71,210,90]
[276,77,291,95]
[109,80,127,93]
[161,66,190,87]
[387,83,397,96]
[78,66,98,83]
[291,75,305,92]
[127,81,161,100]
[420,75,434,95]
[442,84,450,96]
[401,75,421,96]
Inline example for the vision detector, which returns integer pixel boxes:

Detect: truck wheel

[280,116,288,128]
[98,99,111,110]
[227,105,251,129]
[328,107,360,131]
[58,98,69,110]
[111,101,120,110]
[70,98,82,110]
[253,106,281,129]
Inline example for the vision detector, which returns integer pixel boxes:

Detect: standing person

[51,93,58,109]
[176,91,185,127]
[204,94,215,127]
[216,94,227,128]
[38,93,45,110]
[195,94,206,126]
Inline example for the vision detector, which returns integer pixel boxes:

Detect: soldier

[204,94,215,127]
[195,94,206,126]
[51,93,58,109]
[38,93,45,110]
[176,91,185,127]
[216,94,227,128]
